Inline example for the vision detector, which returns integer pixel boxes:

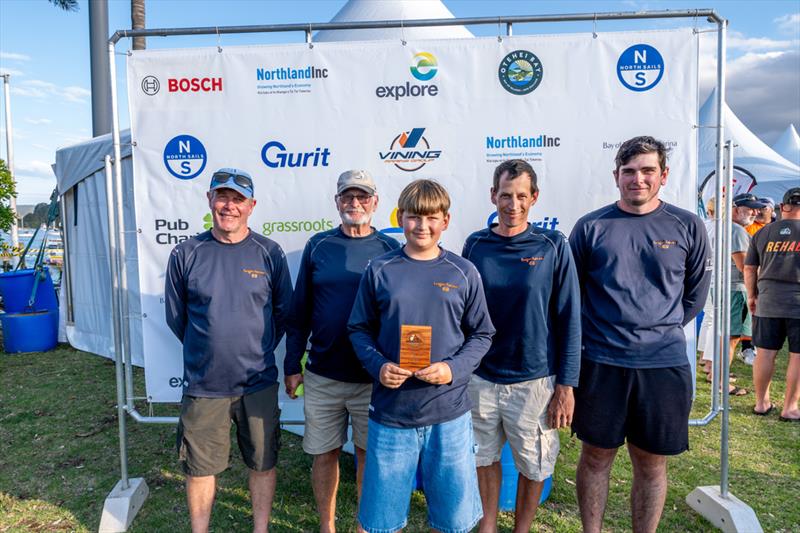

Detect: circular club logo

[410,52,438,81]
[617,44,664,92]
[141,76,160,95]
[498,50,543,95]
[163,135,207,180]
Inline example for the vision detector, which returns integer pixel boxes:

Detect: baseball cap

[337,170,377,195]
[209,168,254,199]
[757,197,775,208]
[783,187,800,206]
[732,193,766,209]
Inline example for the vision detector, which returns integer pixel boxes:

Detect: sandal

[753,403,774,416]
[728,386,748,396]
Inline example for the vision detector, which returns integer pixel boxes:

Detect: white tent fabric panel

[54,132,144,366]
[698,91,800,203]
[314,0,472,42]
[771,124,800,168]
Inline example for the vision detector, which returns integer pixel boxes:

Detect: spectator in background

[745,187,800,422]
[746,197,776,236]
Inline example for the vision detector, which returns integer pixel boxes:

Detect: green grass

[1,345,798,532]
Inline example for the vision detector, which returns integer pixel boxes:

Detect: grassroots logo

[203,213,212,230]
[262,218,334,236]
[261,141,331,169]
[617,44,664,92]
[379,128,441,172]
[410,52,438,81]
[498,50,543,95]
[141,75,160,95]
[163,134,207,180]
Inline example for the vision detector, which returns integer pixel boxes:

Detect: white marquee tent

[698,90,800,205]
[771,124,800,168]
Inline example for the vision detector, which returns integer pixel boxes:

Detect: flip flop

[706,373,737,384]
[753,403,774,416]
[778,415,799,423]
[728,386,748,396]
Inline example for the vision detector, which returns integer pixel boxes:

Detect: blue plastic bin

[0,268,58,313]
[0,308,58,353]
[498,442,553,511]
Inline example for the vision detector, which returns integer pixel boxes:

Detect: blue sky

[1,0,798,204]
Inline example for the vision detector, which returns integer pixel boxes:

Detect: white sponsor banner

[128,29,698,402]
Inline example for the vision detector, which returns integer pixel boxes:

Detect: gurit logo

[261,141,331,169]
[141,76,160,95]
[410,52,438,81]
[498,50,543,95]
[379,128,441,172]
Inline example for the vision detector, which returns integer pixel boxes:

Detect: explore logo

[376,51,439,100]
[410,52,438,81]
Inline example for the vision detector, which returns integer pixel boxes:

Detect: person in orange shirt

[746,197,775,236]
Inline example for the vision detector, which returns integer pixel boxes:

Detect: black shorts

[753,317,800,352]
[177,383,281,477]
[572,359,692,456]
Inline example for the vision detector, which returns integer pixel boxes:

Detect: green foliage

[22,202,50,229]
[0,345,798,532]
[0,159,18,233]
[47,0,79,12]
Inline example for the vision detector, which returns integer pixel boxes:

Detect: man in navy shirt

[165,168,293,533]
[569,137,711,533]
[349,179,495,533]
[284,170,399,532]
[463,159,581,532]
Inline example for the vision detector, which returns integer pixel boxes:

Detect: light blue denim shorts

[358,411,482,533]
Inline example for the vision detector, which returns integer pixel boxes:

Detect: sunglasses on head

[211,171,253,191]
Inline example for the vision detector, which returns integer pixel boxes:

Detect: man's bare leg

[576,443,618,533]
[354,446,367,533]
[513,475,544,533]
[187,475,215,533]
[628,443,668,533]
[312,448,341,533]
[753,348,778,412]
[476,462,502,533]
[250,468,276,533]
[782,352,800,419]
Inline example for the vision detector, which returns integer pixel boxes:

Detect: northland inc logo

[380,128,441,172]
[163,135,207,179]
[261,141,331,169]
[376,51,439,100]
[141,76,160,95]
[498,50,543,95]
[617,44,664,92]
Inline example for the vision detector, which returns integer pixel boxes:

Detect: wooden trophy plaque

[399,325,431,371]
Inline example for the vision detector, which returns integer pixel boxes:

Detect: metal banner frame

[98,10,761,532]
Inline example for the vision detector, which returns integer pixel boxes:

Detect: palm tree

[47,0,78,11]
[131,0,146,50]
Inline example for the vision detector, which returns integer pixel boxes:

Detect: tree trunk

[131,0,145,50]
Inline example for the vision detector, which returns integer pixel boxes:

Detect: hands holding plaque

[377,325,453,388]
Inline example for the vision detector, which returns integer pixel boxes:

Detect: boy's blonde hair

[397,179,450,216]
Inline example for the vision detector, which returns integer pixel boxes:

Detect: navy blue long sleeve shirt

[285,227,400,382]
[569,202,711,368]
[348,247,495,428]
[165,230,293,397]
[463,225,581,386]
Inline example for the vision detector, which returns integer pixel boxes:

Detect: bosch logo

[168,77,223,93]
[141,76,160,95]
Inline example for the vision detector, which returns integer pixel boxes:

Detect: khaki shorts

[177,383,281,477]
[302,370,371,455]
[468,374,558,481]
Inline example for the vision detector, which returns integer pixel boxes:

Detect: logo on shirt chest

[652,239,677,250]
[243,268,266,279]
[433,281,459,292]
[520,256,544,266]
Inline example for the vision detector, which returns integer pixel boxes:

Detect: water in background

[0,227,63,286]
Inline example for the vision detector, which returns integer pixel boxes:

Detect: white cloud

[0,67,23,77]
[727,31,798,52]
[0,51,31,61]
[9,79,90,103]
[774,13,800,36]
[25,118,53,125]
[14,160,54,178]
